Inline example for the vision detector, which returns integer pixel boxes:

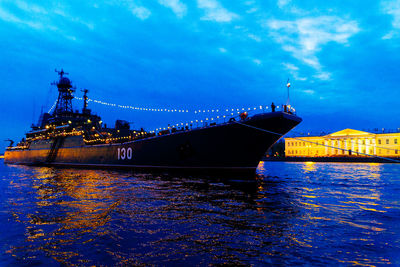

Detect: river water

[0,160,399,266]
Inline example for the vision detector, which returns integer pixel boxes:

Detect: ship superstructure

[17,70,146,151]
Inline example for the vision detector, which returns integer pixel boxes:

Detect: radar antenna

[51,69,74,114]
[55,68,68,78]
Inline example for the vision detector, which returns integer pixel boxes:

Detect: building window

[395,139,398,144]
[396,150,398,154]
[362,140,365,145]
[386,139,389,144]
[378,139,381,145]
[378,149,381,154]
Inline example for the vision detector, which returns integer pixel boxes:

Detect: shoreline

[263,156,400,163]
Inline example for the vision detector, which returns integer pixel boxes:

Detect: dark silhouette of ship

[4,70,302,178]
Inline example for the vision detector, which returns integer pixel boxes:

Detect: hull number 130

[117,147,132,160]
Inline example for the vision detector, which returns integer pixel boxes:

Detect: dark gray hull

[5,112,301,178]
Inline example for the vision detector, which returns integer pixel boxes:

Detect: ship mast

[52,69,75,114]
[286,78,290,105]
[81,88,91,114]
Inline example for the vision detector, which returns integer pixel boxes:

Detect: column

[373,138,376,155]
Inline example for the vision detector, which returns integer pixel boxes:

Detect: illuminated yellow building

[285,128,400,157]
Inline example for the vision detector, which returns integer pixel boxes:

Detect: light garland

[149,109,263,133]
[48,99,58,113]
[73,96,283,114]
[75,97,189,113]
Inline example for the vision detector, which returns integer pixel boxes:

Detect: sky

[1,0,400,149]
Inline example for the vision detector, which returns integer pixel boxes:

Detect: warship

[4,70,302,178]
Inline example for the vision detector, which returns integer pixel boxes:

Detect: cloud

[282,62,298,71]
[267,16,359,80]
[246,7,257,14]
[197,0,238,22]
[0,1,94,32]
[302,89,315,94]
[0,4,44,29]
[277,0,291,9]
[14,0,48,15]
[253,59,262,65]
[282,62,307,81]
[382,0,400,39]
[248,33,261,42]
[131,6,151,20]
[158,0,187,18]
[219,47,227,53]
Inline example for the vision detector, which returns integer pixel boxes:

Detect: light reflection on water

[1,161,399,266]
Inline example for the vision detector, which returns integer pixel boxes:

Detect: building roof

[327,128,373,137]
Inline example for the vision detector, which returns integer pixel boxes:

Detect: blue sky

[1,0,400,147]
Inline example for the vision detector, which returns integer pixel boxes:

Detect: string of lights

[73,96,288,114]
[74,96,190,113]
[48,99,58,113]
[149,109,260,133]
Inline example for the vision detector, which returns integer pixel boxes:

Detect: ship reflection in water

[1,161,399,265]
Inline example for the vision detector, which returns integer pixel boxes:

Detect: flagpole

[286,78,290,105]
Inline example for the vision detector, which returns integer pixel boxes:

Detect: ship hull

[5,112,301,178]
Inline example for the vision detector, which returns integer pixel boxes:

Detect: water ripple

[0,161,399,265]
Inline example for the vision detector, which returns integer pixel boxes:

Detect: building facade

[285,129,400,157]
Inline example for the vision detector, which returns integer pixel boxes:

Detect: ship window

[386,139,389,144]
[378,139,381,145]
